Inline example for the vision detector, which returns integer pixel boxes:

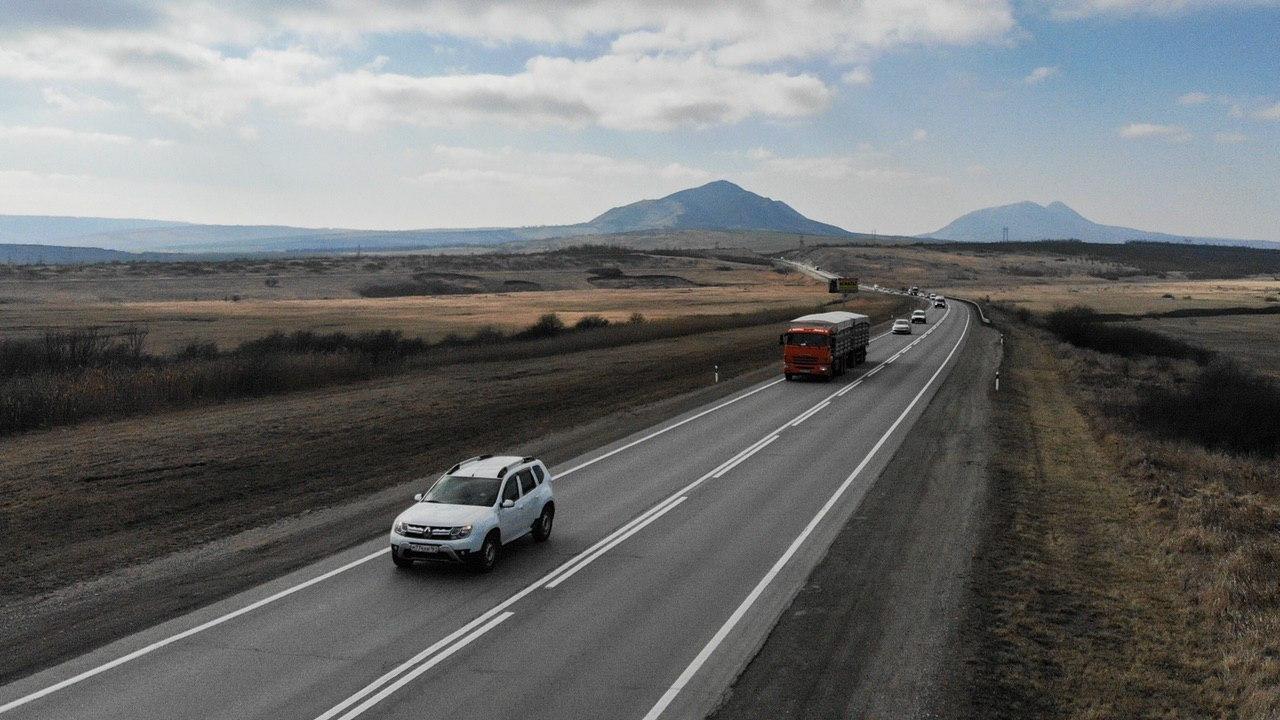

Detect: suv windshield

[424,476,501,507]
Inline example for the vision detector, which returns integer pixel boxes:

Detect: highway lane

[0,300,970,720]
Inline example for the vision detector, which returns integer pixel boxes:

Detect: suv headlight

[393,521,406,534]
[450,525,472,539]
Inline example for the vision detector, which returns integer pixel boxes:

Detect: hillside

[581,181,851,237]
[926,201,1276,248]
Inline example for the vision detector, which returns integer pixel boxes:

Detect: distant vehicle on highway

[928,292,937,300]
[911,310,927,324]
[390,455,555,573]
[934,297,947,308]
[781,311,870,381]
[909,286,920,296]
[892,319,912,334]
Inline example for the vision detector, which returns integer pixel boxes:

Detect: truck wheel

[469,532,500,573]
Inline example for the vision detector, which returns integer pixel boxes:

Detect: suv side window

[502,477,520,503]
[532,465,545,483]
[515,469,536,495]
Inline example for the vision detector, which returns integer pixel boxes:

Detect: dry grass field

[955,307,1280,719]
[787,243,1280,314]
[0,248,825,351]
[1119,313,1280,378]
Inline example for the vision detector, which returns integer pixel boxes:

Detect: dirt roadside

[708,313,1002,718]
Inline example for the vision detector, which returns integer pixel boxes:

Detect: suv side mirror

[778,334,785,346]
[501,499,515,509]
[413,493,423,502]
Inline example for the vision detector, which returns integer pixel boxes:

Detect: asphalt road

[0,298,973,720]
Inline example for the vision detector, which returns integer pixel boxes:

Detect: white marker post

[714,364,720,383]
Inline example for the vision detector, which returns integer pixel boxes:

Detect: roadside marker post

[714,364,720,383]
[995,370,1000,391]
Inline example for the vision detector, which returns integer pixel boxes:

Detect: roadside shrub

[1043,306,1214,363]
[176,342,219,360]
[0,328,149,377]
[236,329,425,360]
[1133,361,1280,457]
[574,315,610,330]
[513,313,565,340]
[468,326,507,345]
[628,312,647,325]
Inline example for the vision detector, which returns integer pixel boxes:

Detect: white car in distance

[390,455,555,573]
[911,309,928,324]
[892,319,912,334]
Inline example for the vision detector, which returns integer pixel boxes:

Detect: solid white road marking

[788,401,830,428]
[556,379,784,478]
[640,308,971,720]
[326,612,514,720]
[545,497,689,589]
[0,548,389,715]
[712,436,779,478]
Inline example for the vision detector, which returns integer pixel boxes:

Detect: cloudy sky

[0,0,1277,239]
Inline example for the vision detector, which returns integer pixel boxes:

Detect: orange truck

[780,311,871,381]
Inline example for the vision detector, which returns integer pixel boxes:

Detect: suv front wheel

[469,531,500,573]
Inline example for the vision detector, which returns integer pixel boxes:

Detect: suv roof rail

[447,454,492,474]
[521,456,535,464]
[497,466,508,478]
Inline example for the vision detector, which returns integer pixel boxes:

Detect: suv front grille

[402,524,461,539]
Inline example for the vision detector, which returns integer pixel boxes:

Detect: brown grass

[957,312,1280,718]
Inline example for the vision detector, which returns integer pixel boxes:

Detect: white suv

[390,455,555,573]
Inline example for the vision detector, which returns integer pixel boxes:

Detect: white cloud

[1048,0,1280,19]
[747,147,775,160]
[1119,122,1192,142]
[912,128,929,142]
[411,145,712,189]
[1214,132,1247,144]
[841,66,873,86]
[1024,65,1059,84]
[271,1,1016,65]
[276,54,832,131]
[967,163,992,177]
[1177,91,1210,105]
[0,124,169,146]
[41,87,116,112]
[1253,102,1280,121]
[0,1,1018,133]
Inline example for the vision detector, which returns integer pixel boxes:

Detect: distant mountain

[0,215,188,247]
[0,180,852,257]
[582,181,851,237]
[0,243,178,264]
[925,201,1276,248]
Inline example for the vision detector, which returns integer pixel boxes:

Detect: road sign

[827,277,859,293]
